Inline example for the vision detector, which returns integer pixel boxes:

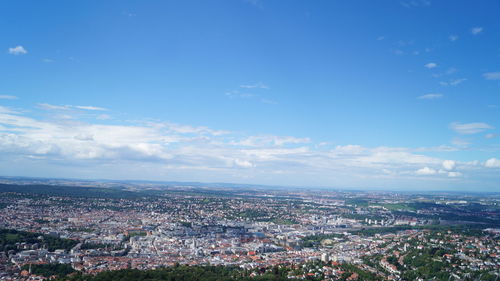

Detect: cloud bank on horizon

[0,0,499,191]
[0,103,498,190]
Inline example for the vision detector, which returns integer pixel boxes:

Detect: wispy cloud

[226,83,274,104]
[240,82,269,89]
[424,62,437,69]
[0,95,18,100]
[450,122,493,134]
[0,106,19,114]
[440,78,466,86]
[448,35,459,42]
[432,67,457,78]
[38,103,107,111]
[8,46,27,55]
[42,58,54,63]
[96,114,111,120]
[483,72,500,80]
[74,105,107,111]
[447,171,462,177]
[471,27,483,35]
[232,135,310,147]
[38,103,70,110]
[451,138,470,147]
[225,91,255,99]
[417,93,442,100]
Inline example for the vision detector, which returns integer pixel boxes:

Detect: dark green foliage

[350,226,414,236]
[338,263,381,281]
[129,231,147,237]
[386,255,398,265]
[401,247,453,281]
[349,225,489,237]
[22,263,75,277]
[270,218,297,225]
[179,222,192,228]
[0,228,78,253]
[301,233,344,247]
[58,265,291,281]
[345,199,369,207]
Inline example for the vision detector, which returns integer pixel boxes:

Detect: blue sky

[1,0,499,191]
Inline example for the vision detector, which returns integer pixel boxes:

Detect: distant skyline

[1,0,499,191]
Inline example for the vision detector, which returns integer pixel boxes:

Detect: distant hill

[0,183,147,199]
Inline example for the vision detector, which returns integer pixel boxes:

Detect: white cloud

[8,46,27,55]
[0,108,440,174]
[442,160,456,171]
[2,104,500,188]
[38,103,71,110]
[38,103,107,111]
[440,78,467,86]
[447,171,462,177]
[415,167,437,175]
[74,105,107,111]
[448,35,459,42]
[0,106,19,114]
[450,122,493,135]
[234,159,254,168]
[233,135,310,147]
[424,62,437,69]
[333,145,366,155]
[0,95,18,100]
[160,122,228,136]
[483,72,500,80]
[471,27,483,35]
[417,93,442,100]
[485,133,497,139]
[42,58,54,63]
[451,138,470,147]
[96,114,111,120]
[484,158,500,168]
[227,83,275,104]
